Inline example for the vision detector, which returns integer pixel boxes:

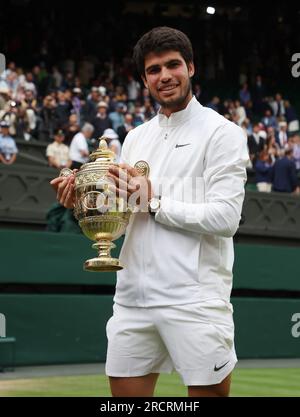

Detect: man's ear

[188,62,195,78]
[141,75,148,89]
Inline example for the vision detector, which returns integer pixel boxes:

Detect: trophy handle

[59,168,73,178]
[134,160,150,178]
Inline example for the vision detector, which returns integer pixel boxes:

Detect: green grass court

[0,369,299,397]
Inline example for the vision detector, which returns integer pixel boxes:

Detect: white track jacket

[114,97,249,307]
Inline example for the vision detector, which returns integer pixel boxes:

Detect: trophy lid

[89,137,116,162]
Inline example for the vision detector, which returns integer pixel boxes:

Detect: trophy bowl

[60,137,131,272]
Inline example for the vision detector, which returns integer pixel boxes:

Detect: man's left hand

[107,163,153,212]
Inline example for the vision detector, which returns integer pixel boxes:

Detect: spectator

[0,121,18,165]
[284,100,299,134]
[14,106,31,140]
[247,123,265,164]
[234,100,247,126]
[292,133,300,174]
[239,83,251,106]
[117,113,134,144]
[69,122,94,169]
[109,102,126,131]
[142,98,156,121]
[21,89,37,112]
[270,93,285,118]
[255,151,272,192]
[103,128,122,162]
[270,148,298,193]
[38,95,58,141]
[64,114,80,146]
[55,90,72,129]
[0,100,19,136]
[127,75,141,103]
[261,109,277,130]
[0,86,10,112]
[276,121,288,149]
[81,86,100,124]
[51,66,63,89]
[23,72,37,97]
[93,101,112,139]
[46,128,71,170]
[132,103,145,127]
[266,131,280,164]
[72,88,83,121]
[206,96,220,113]
[193,83,203,103]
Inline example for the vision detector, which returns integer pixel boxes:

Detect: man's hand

[108,163,153,212]
[50,170,77,209]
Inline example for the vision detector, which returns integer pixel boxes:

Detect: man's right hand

[50,170,77,209]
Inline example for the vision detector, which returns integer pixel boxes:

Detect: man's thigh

[105,304,173,378]
[109,373,160,397]
[154,301,237,388]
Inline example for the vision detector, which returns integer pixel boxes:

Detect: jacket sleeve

[155,123,250,238]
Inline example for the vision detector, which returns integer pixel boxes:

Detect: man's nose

[160,66,172,82]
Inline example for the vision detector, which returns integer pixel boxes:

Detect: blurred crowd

[0,61,300,194]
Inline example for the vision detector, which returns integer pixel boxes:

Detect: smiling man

[51,26,249,397]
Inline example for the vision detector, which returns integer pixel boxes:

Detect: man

[103,128,122,163]
[276,121,288,149]
[81,87,100,124]
[51,27,249,397]
[270,148,298,193]
[92,101,112,139]
[108,102,126,132]
[117,113,134,144]
[69,123,94,170]
[0,120,18,165]
[247,122,265,164]
[46,128,71,170]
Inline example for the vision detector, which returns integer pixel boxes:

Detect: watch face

[150,198,160,211]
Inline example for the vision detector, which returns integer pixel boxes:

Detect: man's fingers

[109,164,139,179]
[50,172,76,209]
[107,172,137,193]
[64,185,75,209]
[119,163,139,177]
[50,176,64,187]
[57,176,74,201]
[108,165,132,182]
[59,180,74,207]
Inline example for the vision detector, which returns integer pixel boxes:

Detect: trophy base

[84,257,123,272]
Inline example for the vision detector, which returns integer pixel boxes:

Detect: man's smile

[158,84,179,92]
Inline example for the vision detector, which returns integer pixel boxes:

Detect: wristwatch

[148,196,161,217]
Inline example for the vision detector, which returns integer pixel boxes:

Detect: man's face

[55,134,65,143]
[98,106,107,116]
[142,50,194,115]
[1,127,9,135]
[83,130,93,139]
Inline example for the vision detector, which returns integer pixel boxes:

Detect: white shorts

[105,300,237,386]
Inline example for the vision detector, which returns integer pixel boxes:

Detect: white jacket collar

[158,96,202,127]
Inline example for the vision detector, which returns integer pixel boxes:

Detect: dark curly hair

[133,26,194,77]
